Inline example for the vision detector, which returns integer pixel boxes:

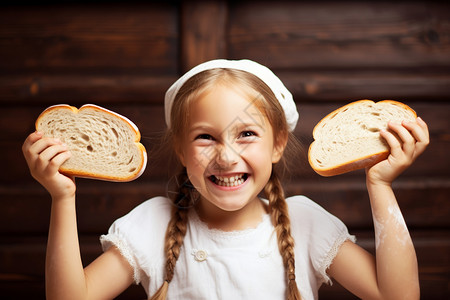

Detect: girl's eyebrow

[187,124,218,138]
[191,121,263,130]
[188,124,214,132]
[231,122,264,131]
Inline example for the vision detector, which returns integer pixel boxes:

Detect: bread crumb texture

[309,100,416,176]
[36,104,147,181]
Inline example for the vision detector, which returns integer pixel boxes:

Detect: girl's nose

[215,142,238,168]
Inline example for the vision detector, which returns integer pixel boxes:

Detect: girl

[23,59,429,300]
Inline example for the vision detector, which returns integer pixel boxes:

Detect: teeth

[213,174,246,187]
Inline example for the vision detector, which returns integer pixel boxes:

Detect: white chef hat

[164,59,299,132]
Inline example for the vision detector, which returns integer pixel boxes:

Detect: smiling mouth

[209,173,249,187]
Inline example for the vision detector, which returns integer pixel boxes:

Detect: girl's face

[178,84,284,221]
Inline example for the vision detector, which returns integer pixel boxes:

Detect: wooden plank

[228,2,450,70]
[2,70,450,104]
[0,178,449,235]
[1,231,448,299]
[279,70,450,102]
[288,178,450,229]
[180,0,228,72]
[0,3,179,74]
[0,74,176,104]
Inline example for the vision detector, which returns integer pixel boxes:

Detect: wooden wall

[1,1,449,299]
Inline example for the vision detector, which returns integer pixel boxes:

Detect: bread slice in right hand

[308,99,417,176]
[35,104,147,182]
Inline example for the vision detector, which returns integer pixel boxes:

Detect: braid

[265,170,302,300]
[150,169,191,300]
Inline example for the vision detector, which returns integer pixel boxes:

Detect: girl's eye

[240,131,256,138]
[196,134,214,140]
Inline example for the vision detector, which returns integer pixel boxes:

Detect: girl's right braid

[265,170,302,300]
[150,170,190,300]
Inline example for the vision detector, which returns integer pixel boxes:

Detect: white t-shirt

[100,195,355,300]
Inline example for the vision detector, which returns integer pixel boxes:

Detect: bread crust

[35,104,147,182]
[308,99,416,177]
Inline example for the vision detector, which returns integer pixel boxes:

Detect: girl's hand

[366,117,429,186]
[22,132,76,200]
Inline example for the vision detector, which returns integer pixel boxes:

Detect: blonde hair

[151,68,301,300]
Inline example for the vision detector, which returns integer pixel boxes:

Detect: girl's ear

[271,133,288,164]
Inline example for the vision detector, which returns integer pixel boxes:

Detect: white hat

[164,59,299,132]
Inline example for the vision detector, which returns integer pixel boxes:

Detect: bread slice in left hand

[35,104,147,182]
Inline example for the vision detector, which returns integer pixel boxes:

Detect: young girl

[23,59,429,300]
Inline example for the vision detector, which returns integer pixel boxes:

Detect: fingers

[380,127,403,159]
[402,117,430,157]
[23,131,43,147]
[381,117,430,162]
[22,132,43,163]
[388,122,415,154]
[367,117,429,185]
[35,143,71,175]
[23,131,71,178]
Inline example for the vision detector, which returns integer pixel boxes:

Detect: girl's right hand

[22,131,76,200]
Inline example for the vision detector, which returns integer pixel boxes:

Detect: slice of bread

[35,104,147,182]
[308,100,417,176]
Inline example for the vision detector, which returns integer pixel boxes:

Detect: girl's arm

[328,117,429,299]
[23,132,134,300]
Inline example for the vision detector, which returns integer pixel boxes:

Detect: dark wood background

[1,1,449,299]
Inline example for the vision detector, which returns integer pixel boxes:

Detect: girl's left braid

[150,169,190,300]
[265,170,302,300]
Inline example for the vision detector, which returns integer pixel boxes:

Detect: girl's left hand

[366,117,429,186]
